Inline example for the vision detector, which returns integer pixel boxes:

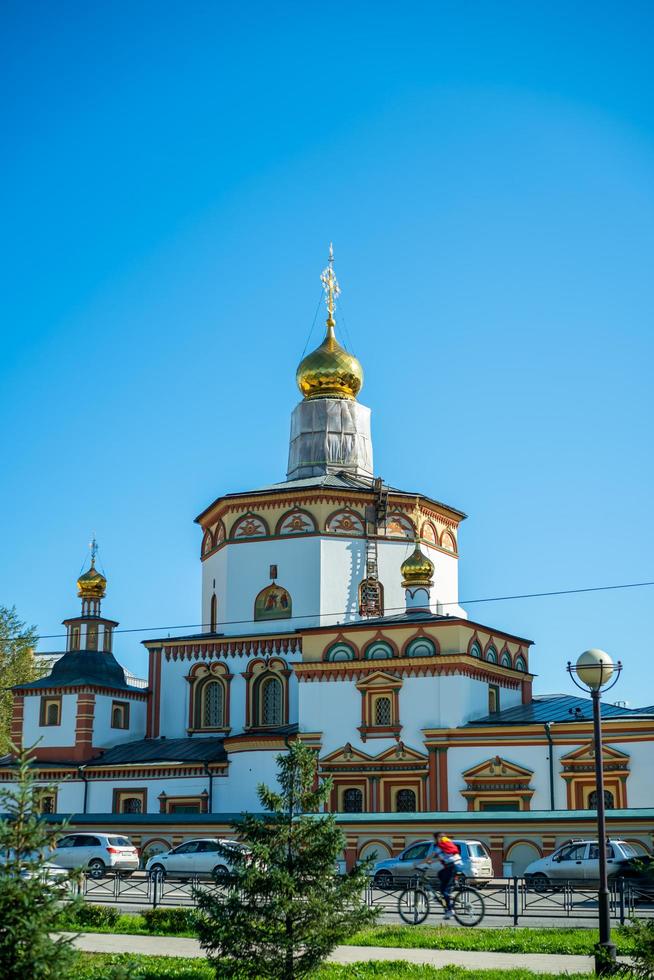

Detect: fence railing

[75,872,654,924]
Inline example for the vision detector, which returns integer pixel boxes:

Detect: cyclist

[422,832,462,919]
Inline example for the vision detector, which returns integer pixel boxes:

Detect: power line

[34,578,654,642]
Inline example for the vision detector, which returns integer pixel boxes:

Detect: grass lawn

[65,910,635,956]
[77,953,594,979]
[347,924,636,955]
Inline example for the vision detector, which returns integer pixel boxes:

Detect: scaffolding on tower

[359,477,388,617]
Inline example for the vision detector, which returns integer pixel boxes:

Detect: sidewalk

[66,932,602,974]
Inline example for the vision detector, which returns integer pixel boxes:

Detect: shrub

[63,904,121,929]
[142,907,199,934]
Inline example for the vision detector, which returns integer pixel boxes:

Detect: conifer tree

[0,744,79,978]
[0,605,38,753]
[195,741,377,979]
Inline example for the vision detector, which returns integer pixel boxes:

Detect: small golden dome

[77,558,107,600]
[296,320,364,400]
[401,541,434,588]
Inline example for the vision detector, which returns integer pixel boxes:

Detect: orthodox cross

[320,243,340,325]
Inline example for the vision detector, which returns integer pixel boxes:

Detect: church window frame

[588,789,615,811]
[358,578,384,617]
[188,662,231,733]
[69,625,80,651]
[86,623,99,651]
[36,789,57,814]
[256,674,284,727]
[111,700,130,730]
[356,671,403,739]
[103,626,113,652]
[199,679,225,728]
[40,696,61,727]
[395,788,417,812]
[440,529,457,553]
[500,650,512,668]
[341,787,364,813]
[488,684,500,715]
[373,695,392,726]
[485,645,498,664]
[469,640,482,659]
[324,641,356,662]
[210,593,217,632]
[113,788,147,814]
[515,655,527,672]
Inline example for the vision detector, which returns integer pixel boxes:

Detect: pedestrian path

[65,932,605,974]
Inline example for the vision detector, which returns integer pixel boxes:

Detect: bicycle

[397,868,485,926]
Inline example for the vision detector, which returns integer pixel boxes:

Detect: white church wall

[447,744,554,812]
[376,540,461,618]
[299,680,361,754]
[319,537,366,624]
[220,751,282,811]
[23,693,77,746]
[202,537,323,635]
[35,778,84,813]
[87,777,210,814]
[92,694,147,747]
[617,740,654,806]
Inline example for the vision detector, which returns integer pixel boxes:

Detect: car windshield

[108,837,132,847]
[469,843,488,858]
[619,843,639,858]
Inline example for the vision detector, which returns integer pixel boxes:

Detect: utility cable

[33,578,654,641]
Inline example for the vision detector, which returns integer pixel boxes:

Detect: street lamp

[567,649,622,976]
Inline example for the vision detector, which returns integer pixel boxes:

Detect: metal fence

[76,872,654,925]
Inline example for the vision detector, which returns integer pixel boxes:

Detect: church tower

[288,246,373,481]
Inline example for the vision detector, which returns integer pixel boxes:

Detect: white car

[524,839,639,889]
[52,832,139,877]
[145,838,246,880]
[372,839,493,887]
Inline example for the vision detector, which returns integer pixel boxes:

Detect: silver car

[145,838,247,880]
[371,838,493,887]
[524,839,639,889]
[51,833,139,877]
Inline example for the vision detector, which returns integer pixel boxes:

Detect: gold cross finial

[89,535,98,567]
[320,243,340,335]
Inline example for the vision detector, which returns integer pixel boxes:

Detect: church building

[3,251,653,875]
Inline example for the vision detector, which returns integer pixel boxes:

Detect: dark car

[618,855,654,900]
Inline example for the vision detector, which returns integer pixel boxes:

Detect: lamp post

[567,649,622,976]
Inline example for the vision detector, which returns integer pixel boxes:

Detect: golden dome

[296,320,364,400]
[77,558,107,600]
[401,541,434,588]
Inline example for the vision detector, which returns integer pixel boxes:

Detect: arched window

[364,641,394,660]
[86,624,98,651]
[515,656,527,672]
[486,646,498,664]
[343,788,363,813]
[359,578,384,617]
[470,641,482,659]
[588,790,615,811]
[259,675,283,727]
[325,642,356,662]
[396,789,416,812]
[405,637,437,658]
[69,625,80,651]
[500,651,512,668]
[374,696,392,726]
[199,680,224,728]
[122,797,143,814]
[210,594,217,632]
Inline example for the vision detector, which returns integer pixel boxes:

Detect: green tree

[195,741,377,980]
[0,743,79,978]
[0,605,38,753]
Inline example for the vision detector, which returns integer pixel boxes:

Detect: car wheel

[88,859,106,879]
[149,863,166,880]
[212,864,229,881]
[531,873,550,892]
[373,870,393,889]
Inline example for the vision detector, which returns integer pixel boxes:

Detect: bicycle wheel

[398,886,430,925]
[452,885,485,927]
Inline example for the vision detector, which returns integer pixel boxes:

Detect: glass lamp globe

[576,648,614,691]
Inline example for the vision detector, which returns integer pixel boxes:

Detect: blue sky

[1,1,653,706]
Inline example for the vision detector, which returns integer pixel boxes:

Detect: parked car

[0,851,71,883]
[616,854,654,900]
[371,839,493,888]
[145,838,247,880]
[524,839,640,889]
[51,833,139,877]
